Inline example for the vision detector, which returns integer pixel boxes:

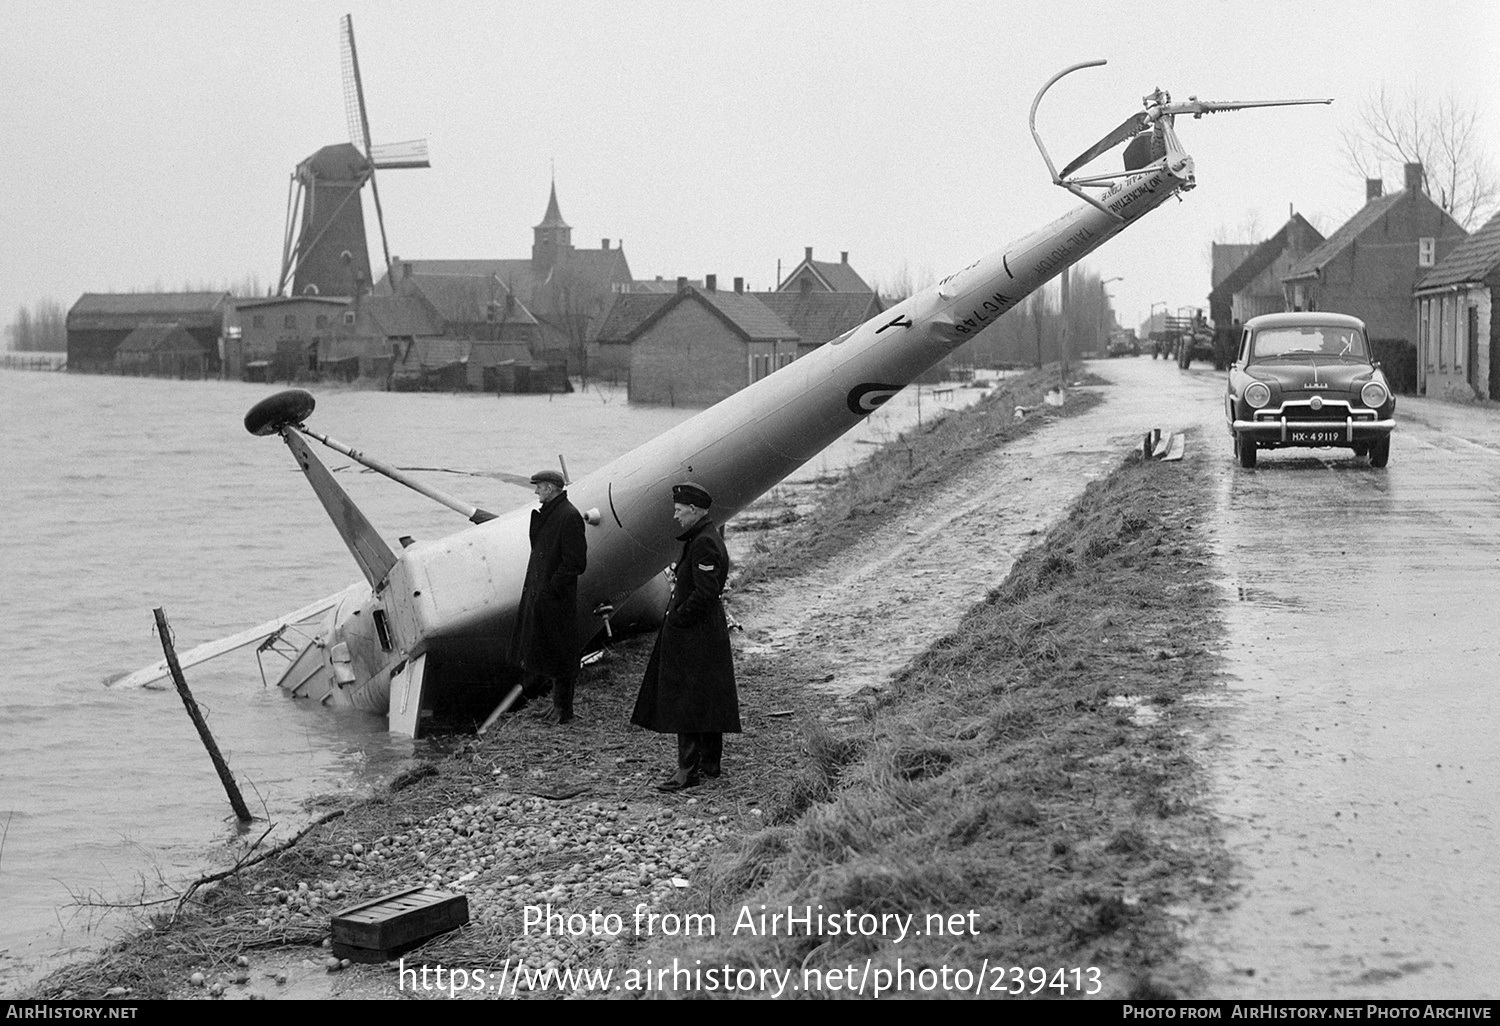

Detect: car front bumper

[1231,416,1396,445]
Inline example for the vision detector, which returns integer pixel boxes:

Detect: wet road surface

[1117,356,1500,998]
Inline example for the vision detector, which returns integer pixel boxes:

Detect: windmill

[276,14,429,298]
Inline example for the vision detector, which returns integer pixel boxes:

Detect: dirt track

[731,364,1183,700]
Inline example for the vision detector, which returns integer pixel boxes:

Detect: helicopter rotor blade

[1161,97,1333,118]
[1057,111,1150,180]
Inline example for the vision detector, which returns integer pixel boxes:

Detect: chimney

[733,277,743,294]
[841,251,848,264]
[705,274,717,292]
[804,246,813,263]
[676,276,688,293]
[1404,162,1425,195]
[1366,178,1383,202]
[601,238,610,250]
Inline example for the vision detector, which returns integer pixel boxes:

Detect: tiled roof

[1416,210,1500,290]
[377,259,537,300]
[626,287,797,343]
[753,291,883,345]
[402,273,538,325]
[1209,215,1324,302]
[399,337,472,368]
[777,256,873,293]
[592,292,674,342]
[691,288,798,341]
[68,292,229,328]
[628,278,700,293]
[356,294,446,337]
[1285,192,1406,279]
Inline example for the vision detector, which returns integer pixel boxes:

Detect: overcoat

[509,491,587,679]
[631,519,740,734]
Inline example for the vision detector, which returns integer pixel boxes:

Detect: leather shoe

[655,771,700,792]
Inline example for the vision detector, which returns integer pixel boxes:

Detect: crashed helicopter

[114,62,1330,737]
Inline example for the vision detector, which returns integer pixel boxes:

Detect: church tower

[532,181,573,274]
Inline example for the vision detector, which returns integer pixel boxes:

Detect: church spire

[532,177,574,272]
[536,179,570,230]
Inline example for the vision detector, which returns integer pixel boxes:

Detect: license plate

[1290,429,1341,444]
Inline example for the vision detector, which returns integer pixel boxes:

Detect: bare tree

[5,299,67,352]
[1341,84,1498,229]
[541,262,603,390]
[871,260,936,305]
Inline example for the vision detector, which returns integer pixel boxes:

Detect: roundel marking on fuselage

[846,383,902,416]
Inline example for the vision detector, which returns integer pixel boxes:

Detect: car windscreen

[1251,325,1368,359]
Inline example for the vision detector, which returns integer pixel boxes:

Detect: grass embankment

[646,439,1227,998]
[30,368,1226,1001]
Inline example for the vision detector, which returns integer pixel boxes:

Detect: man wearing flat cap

[631,481,740,790]
[507,468,587,723]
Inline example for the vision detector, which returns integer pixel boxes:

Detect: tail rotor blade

[1058,111,1149,179]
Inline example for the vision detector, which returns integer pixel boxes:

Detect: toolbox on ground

[330,886,470,962]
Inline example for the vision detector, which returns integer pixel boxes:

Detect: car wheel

[1369,436,1391,468]
[1238,436,1257,468]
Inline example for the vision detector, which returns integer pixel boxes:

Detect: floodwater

[0,368,981,995]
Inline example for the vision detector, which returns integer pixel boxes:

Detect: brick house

[1413,210,1500,399]
[1207,214,1325,364]
[624,277,799,406]
[589,291,675,386]
[225,295,351,381]
[1282,164,1467,345]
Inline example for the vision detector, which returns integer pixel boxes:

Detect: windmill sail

[370,140,431,170]
[278,16,429,298]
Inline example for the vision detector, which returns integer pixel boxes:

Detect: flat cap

[530,469,565,487]
[672,482,712,509]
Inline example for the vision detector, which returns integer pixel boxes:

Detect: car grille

[1255,400,1375,422]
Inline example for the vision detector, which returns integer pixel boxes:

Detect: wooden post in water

[153,608,253,823]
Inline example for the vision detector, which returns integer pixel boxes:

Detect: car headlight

[1244,381,1271,409]
[1361,380,1389,408]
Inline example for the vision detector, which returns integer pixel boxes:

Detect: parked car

[1225,312,1396,468]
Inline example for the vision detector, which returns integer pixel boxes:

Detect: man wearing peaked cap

[504,468,587,723]
[631,481,740,791]
[671,482,712,509]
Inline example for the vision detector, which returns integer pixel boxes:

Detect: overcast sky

[4,0,1497,334]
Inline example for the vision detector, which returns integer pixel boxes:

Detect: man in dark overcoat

[507,469,587,723]
[631,482,739,791]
